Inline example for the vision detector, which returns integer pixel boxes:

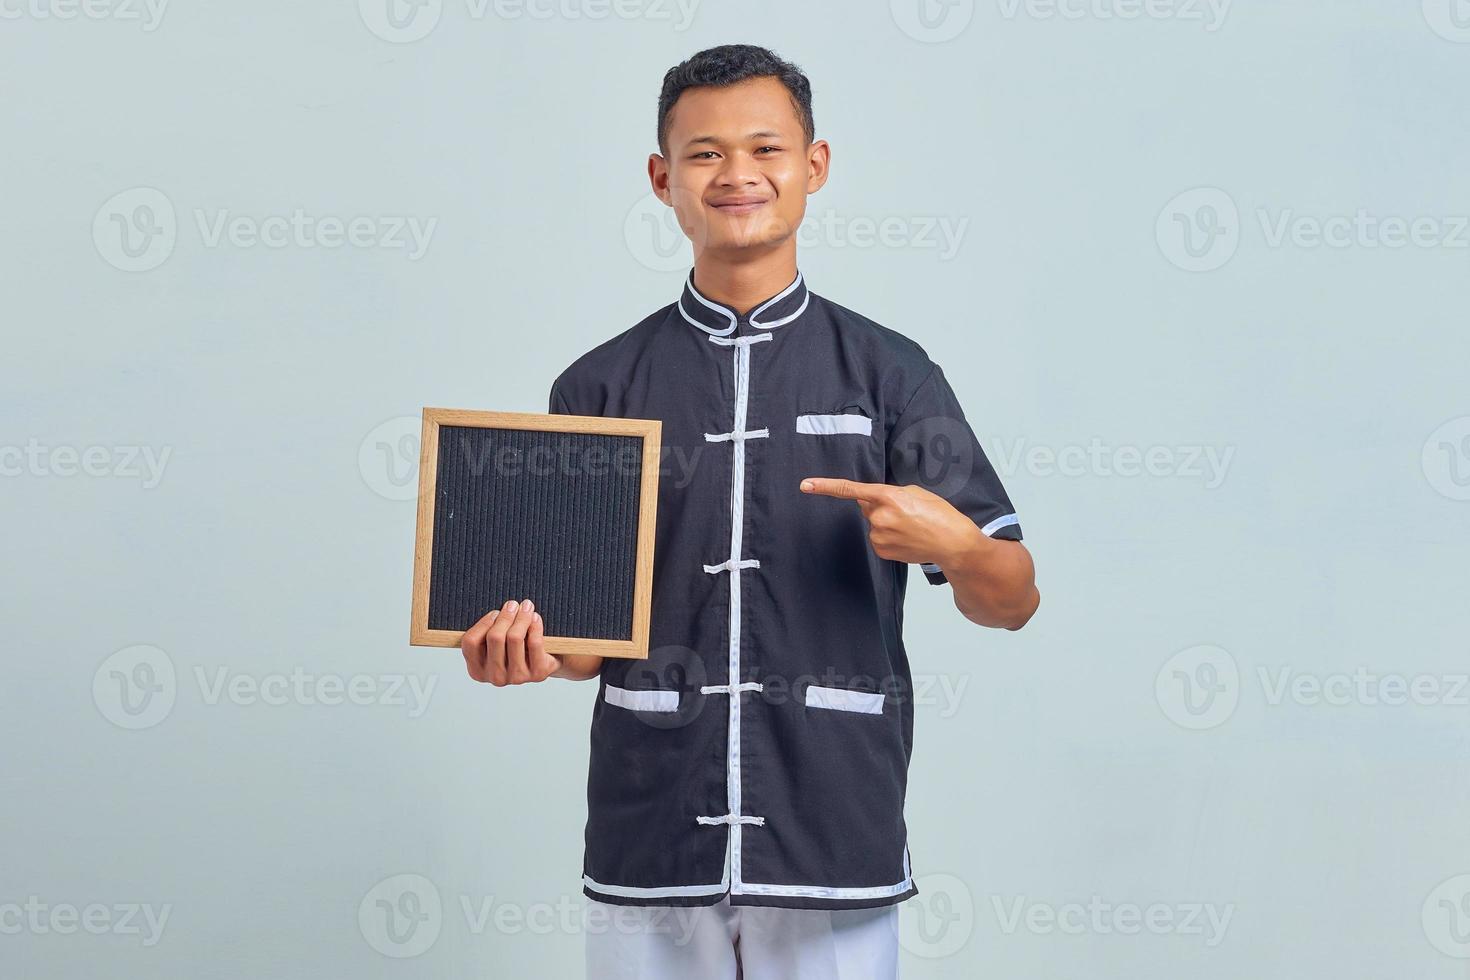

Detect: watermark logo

[0,440,172,488]
[193,666,437,717]
[1162,188,1470,269]
[794,209,969,260]
[1257,209,1470,251]
[364,414,714,501]
[1156,644,1238,730]
[995,0,1231,31]
[1423,416,1470,501]
[360,416,422,501]
[1423,0,1470,42]
[93,187,176,273]
[624,192,971,272]
[0,898,172,946]
[891,0,975,42]
[1423,874,1470,957]
[359,874,443,958]
[93,646,437,725]
[988,437,1233,488]
[359,0,443,42]
[740,669,973,719]
[93,645,177,730]
[624,192,693,273]
[1257,666,1469,708]
[357,882,703,942]
[992,895,1234,946]
[0,0,169,30]
[1157,187,1239,272]
[192,209,436,258]
[94,187,437,272]
[889,415,975,499]
[360,0,698,41]
[899,873,975,958]
[620,645,708,731]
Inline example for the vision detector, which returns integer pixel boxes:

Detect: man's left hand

[798,477,981,567]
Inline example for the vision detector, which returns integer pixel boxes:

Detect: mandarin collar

[676,268,811,337]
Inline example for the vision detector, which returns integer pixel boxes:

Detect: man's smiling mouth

[709,197,770,215]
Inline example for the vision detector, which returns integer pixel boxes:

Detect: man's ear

[806,139,831,195]
[648,153,670,204]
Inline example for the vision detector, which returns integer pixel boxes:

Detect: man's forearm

[937,525,1040,630]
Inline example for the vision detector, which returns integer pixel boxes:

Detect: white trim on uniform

[980,513,1020,537]
[604,685,679,713]
[703,558,760,574]
[704,428,770,443]
[677,271,739,336]
[733,845,913,902]
[805,684,885,714]
[923,514,1021,579]
[583,875,729,899]
[677,270,808,335]
[749,272,808,329]
[701,682,764,696]
[732,879,914,900]
[695,330,772,883]
[795,413,873,437]
[584,833,733,901]
[697,813,766,827]
[583,843,914,904]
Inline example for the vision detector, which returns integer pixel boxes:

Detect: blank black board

[410,408,661,658]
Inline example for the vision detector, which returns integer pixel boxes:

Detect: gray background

[4,0,1469,977]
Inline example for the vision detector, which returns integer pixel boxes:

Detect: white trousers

[583,896,899,980]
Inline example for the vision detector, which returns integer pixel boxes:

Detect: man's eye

[691,151,718,160]
[757,146,782,154]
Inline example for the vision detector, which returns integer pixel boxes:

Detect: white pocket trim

[795,413,873,437]
[804,684,885,714]
[605,684,679,713]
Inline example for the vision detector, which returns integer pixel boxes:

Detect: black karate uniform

[548,269,1023,910]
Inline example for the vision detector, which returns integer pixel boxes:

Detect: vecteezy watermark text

[1157,645,1470,730]
[1158,187,1470,272]
[0,0,168,29]
[0,898,171,947]
[358,0,699,43]
[93,646,439,729]
[0,440,171,488]
[996,0,1230,31]
[358,874,704,958]
[991,895,1234,947]
[989,437,1234,489]
[93,188,437,272]
[623,193,971,273]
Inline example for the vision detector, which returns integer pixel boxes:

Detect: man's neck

[691,248,799,318]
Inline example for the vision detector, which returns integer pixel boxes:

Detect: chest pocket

[791,404,882,481]
[795,412,873,437]
[794,400,875,439]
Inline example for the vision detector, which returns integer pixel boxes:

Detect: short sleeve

[549,366,605,418]
[548,378,573,416]
[886,362,1022,585]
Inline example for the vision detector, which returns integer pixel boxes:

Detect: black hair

[657,44,814,156]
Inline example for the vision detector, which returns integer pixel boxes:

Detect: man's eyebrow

[684,131,786,147]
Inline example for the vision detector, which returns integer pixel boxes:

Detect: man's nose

[714,152,761,186]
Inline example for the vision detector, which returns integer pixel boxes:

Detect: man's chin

[698,222,795,253]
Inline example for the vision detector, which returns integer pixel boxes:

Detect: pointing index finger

[799,477,891,502]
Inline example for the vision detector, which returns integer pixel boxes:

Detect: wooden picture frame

[410,407,661,659]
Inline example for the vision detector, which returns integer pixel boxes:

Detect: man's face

[652,76,829,256]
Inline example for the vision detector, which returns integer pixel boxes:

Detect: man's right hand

[460,599,560,685]
[460,599,602,684]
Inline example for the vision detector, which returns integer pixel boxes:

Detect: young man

[459,44,1039,979]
